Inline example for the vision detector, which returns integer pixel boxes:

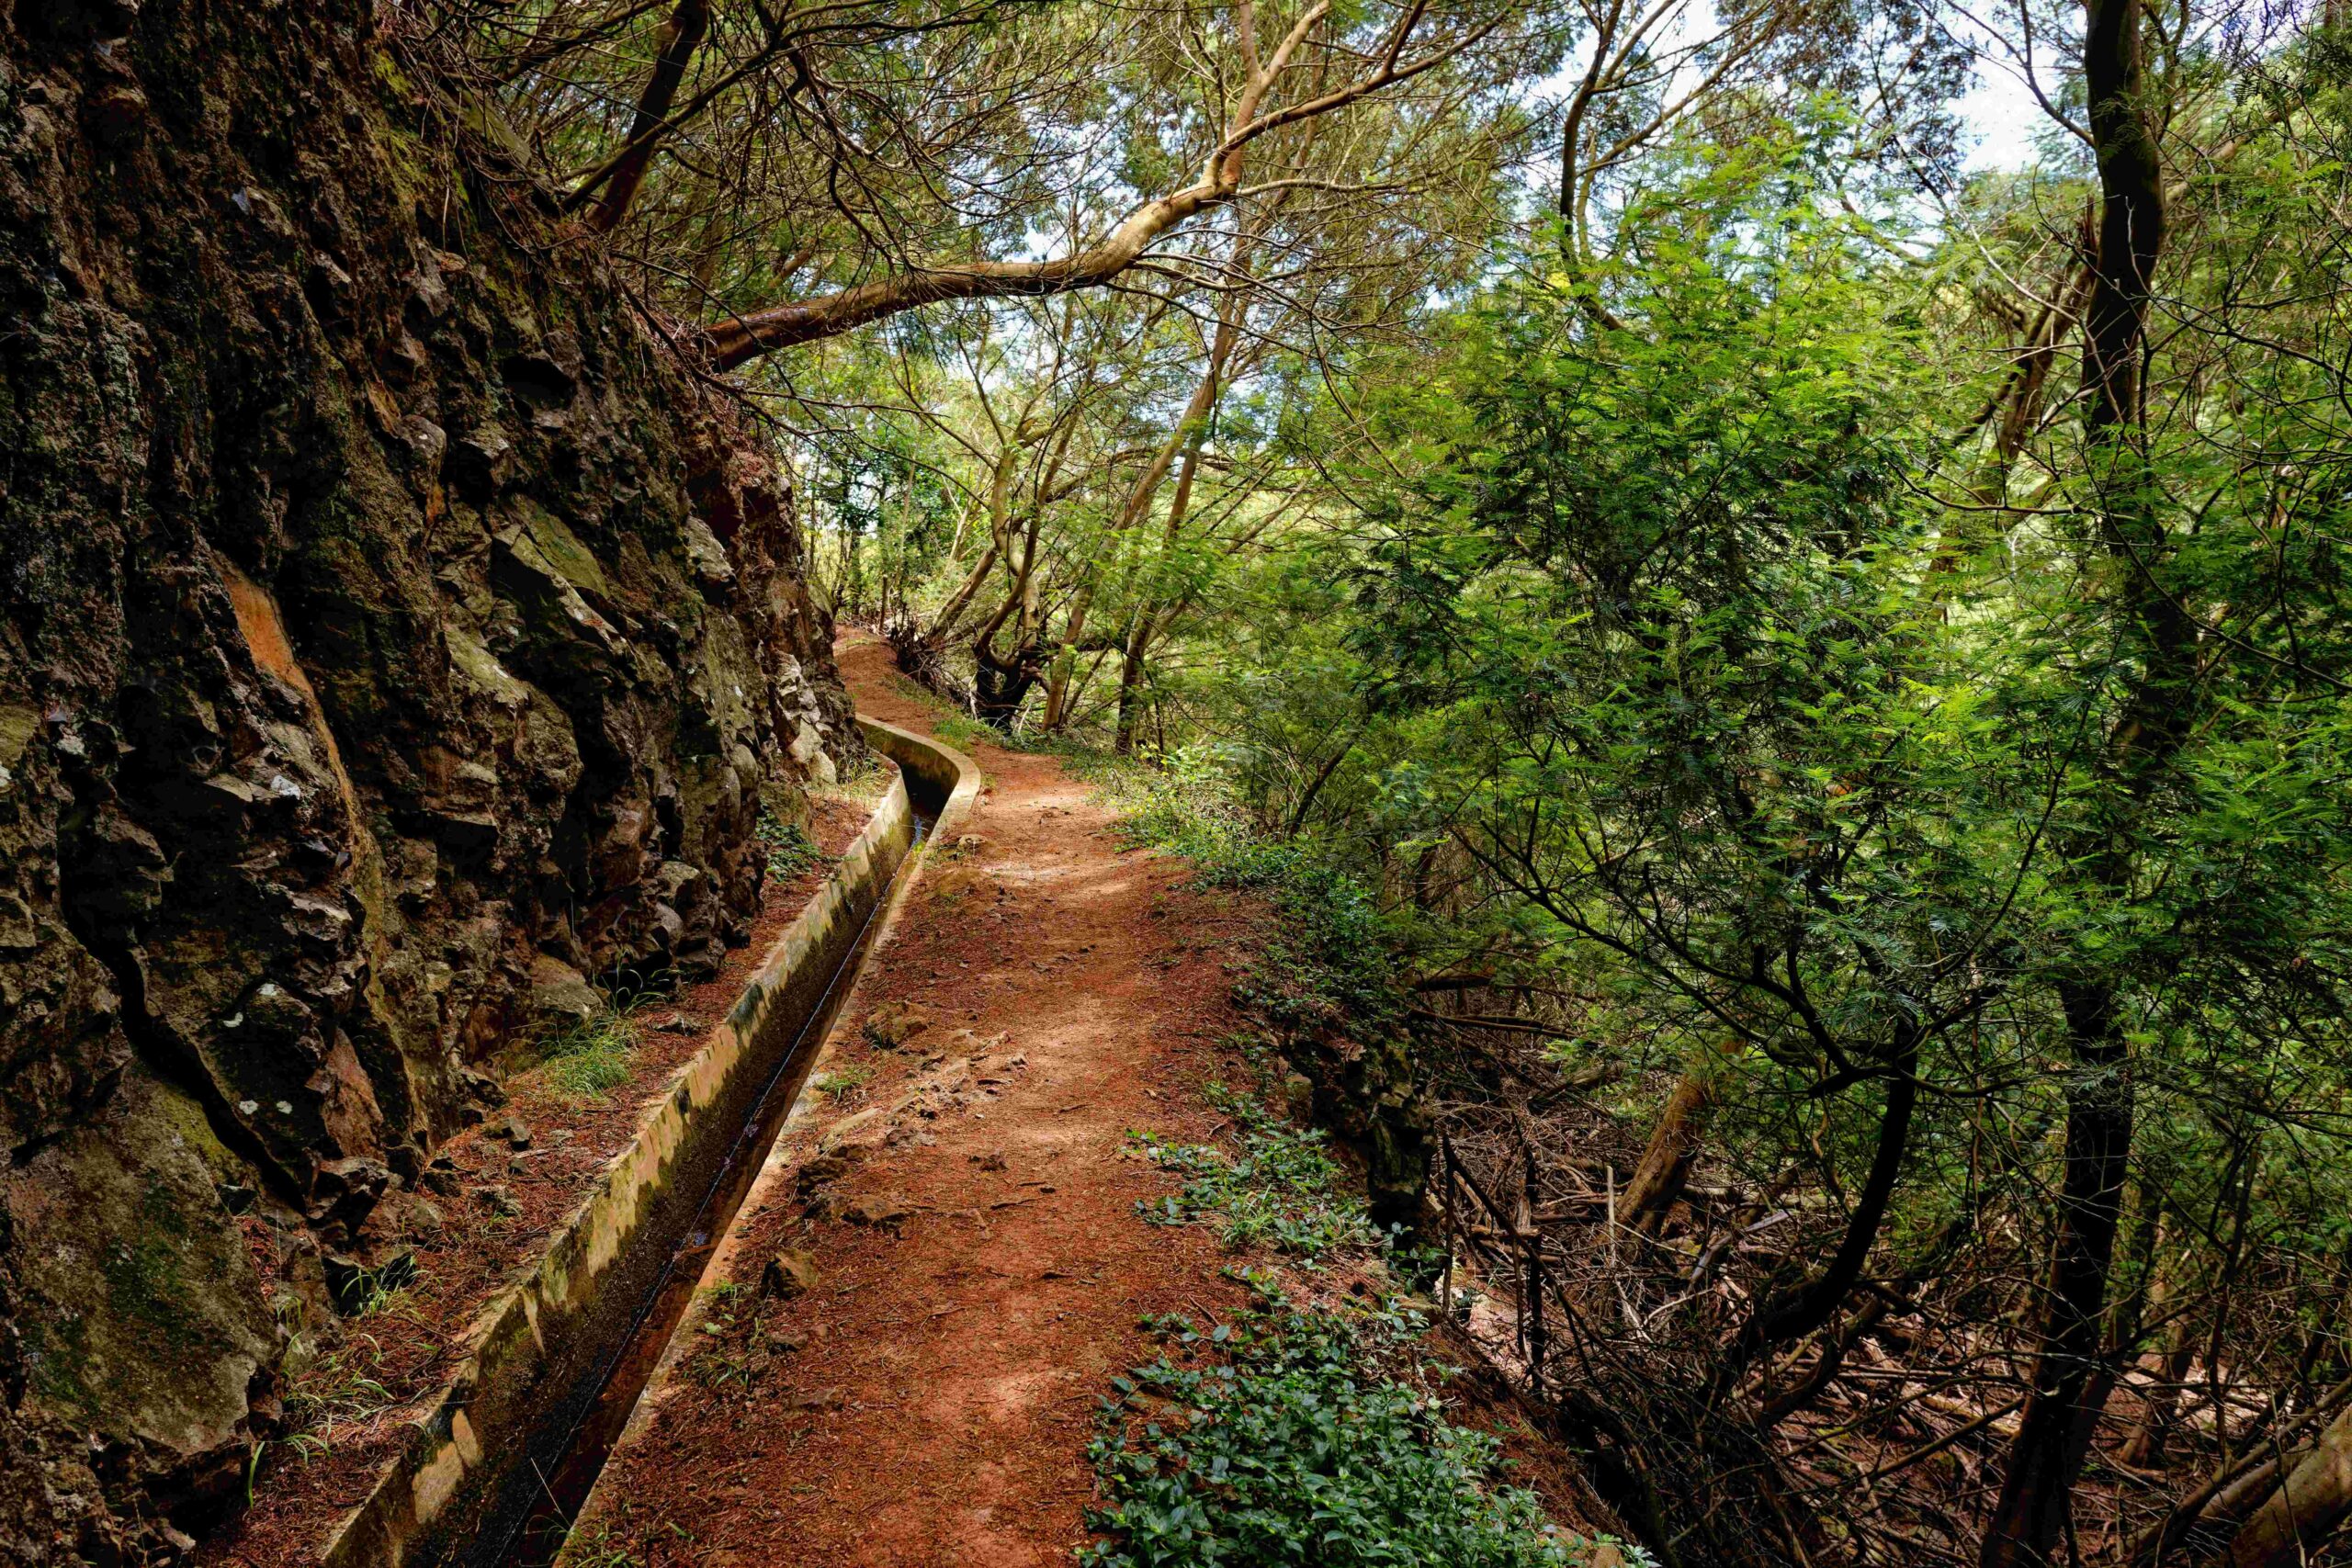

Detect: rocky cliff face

[0,2,854,1560]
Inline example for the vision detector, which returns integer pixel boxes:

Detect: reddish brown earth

[577,636,1262,1567]
[209,788,882,1568]
[573,636,1596,1568]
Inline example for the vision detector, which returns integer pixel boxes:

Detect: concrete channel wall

[860,713,981,846]
[322,715,975,1568]
[550,715,983,1555]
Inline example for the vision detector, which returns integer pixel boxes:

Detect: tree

[1975,0,2172,1552]
[437,3,2352,1560]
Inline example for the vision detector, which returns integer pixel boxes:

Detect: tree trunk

[2121,1334,2196,1469]
[1109,300,1244,754]
[1722,1025,1920,1378]
[971,503,1046,725]
[1038,367,1212,733]
[1982,986,2139,1567]
[1620,1050,1731,1235]
[930,451,1017,643]
[1758,1149,2035,1428]
[582,0,709,233]
[2120,1211,2188,1468]
[705,0,1431,365]
[1043,244,1240,736]
[1111,608,1153,754]
[1977,0,2173,1551]
[2227,1407,2352,1566]
[1937,235,2098,581]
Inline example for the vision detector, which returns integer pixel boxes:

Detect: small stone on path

[763,1249,820,1299]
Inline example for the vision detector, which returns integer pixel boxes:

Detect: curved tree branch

[703,0,1486,367]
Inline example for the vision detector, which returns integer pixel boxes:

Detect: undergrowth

[1131,1079,1375,1260]
[758,809,827,882]
[932,709,1012,752]
[813,1061,876,1102]
[537,1005,639,1100]
[282,1337,395,1431]
[827,745,894,796]
[561,1511,691,1568]
[1074,745,1406,1044]
[1081,1282,1645,1568]
[278,1325,397,1457]
[684,1280,762,1391]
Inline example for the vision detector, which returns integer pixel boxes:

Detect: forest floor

[576,634,1588,1566]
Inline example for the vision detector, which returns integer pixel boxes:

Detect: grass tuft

[280,1328,398,1444]
[537,1006,639,1100]
[932,710,1012,751]
[812,1062,877,1103]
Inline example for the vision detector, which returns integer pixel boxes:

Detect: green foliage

[812,1062,877,1102]
[537,1007,639,1100]
[281,1329,397,1438]
[684,1281,763,1391]
[1131,1081,1376,1259]
[560,1525,647,1568]
[933,709,1015,752]
[1081,1287,1644,1568]
[758,811,827,883]
[560,1513,693,1568]
[1333,130,1989,1066]
[339,1268,426,1322]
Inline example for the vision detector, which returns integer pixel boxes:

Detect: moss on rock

[0,0,859,1555]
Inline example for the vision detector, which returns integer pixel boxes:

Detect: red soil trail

[578,634,1262,1567]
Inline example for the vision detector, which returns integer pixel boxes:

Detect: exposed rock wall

[0,1,854,1558]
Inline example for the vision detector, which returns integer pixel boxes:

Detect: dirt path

[580,636,1262,1566]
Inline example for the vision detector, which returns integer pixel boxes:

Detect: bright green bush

[1081,1289,1646,1568]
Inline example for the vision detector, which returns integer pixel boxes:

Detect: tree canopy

[418,0,2352,1561]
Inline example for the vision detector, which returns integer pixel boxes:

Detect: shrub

[1082,1288,1645,1568]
